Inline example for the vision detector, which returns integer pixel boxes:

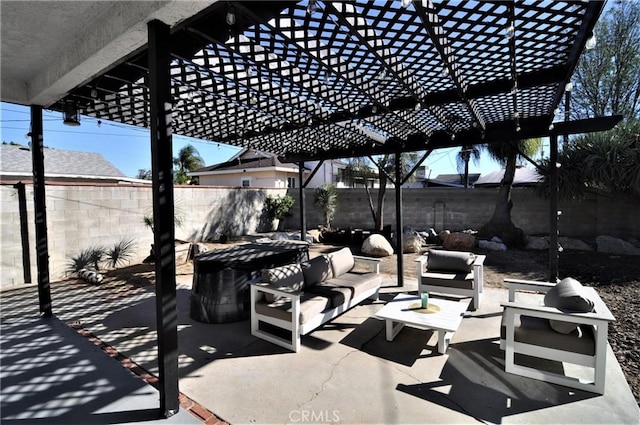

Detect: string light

[306,0,318,14]
[585,33,597,50]
[226,5,236,26]
[505,24,515,40]
[401,0,413,8]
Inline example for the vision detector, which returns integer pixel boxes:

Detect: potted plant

[263,194,294,231]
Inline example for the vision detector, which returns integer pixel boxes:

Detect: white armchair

[500,278,615,394]
[415,250,485,310]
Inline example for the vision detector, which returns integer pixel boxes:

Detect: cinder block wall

[284,187,638,239]
[0,183,288,288]
[1,183,637,288]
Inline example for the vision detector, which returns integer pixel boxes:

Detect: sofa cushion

[302,255,332,287]
[328,247,355,277]
[427,250,475,273]
[500,313,595,356]
[421,271,474,289]
[254,293,331,325]
[261,263,305,302]
[544,277,595,312]
[308,272,380,308]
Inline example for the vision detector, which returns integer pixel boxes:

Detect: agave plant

[104,238,137,269]
[66,246,105,275]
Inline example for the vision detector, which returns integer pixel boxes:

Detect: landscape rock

[479,238,508,251]
[361,234,394,257]
[290,232,314,244]
[307,229,322,243]
[443,232,475,251]
[525,236,549,250]
[558,237,592,251]
[596,235,640,256]
[272,232,292,241]
[438,230,451,244]
[403,233,422,253]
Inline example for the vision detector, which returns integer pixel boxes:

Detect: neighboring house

[423,173,481,188]
[474,166,542,188]
[0,143,146,184]
[189,149,309,188]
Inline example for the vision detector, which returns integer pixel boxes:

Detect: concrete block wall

[2,183,637,289]
[284,187,639,240]
[0,183,288,288]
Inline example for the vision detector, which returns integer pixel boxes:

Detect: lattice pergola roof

[56,0,607,162]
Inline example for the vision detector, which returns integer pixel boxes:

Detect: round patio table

[190,241,309,323]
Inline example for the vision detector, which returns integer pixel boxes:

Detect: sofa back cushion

[328,247,355,278]
[262,263,305,302]
[302,255,333,287]
[427,250,475,273]
[544,277,595,334]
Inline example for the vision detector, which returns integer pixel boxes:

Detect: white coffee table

[375,293,470,354]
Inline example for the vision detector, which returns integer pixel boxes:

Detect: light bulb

[226,8,236,26]
[505,25,515,40]
[565,81,573,92]
[585,34,596,50]
[306,0,318,14]
[401,0,413,8]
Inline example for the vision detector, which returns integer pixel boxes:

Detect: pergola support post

[15,182,32,284]
[148,19,179,418]
[299,162,306,242]
[549,134,559,282]
[395,152,403,287]
[30,105,52,316]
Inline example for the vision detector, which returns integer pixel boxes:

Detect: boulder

[443,232,475,251]
[361,234,394,257]
[525,236,549,250]
[438,230,451,244]
[479,238,508,251]
[558,237,592,251]
[596,235,640,256]
[272,232,292,241]
[403,233,422,253]
[307,229,322,243]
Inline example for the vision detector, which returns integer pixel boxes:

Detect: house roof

[0,143,126,179]
[191,149,303,175]
[474,166,542,187]
[428,173,481,187]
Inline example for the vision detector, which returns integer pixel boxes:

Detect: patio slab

[1,276,638,424]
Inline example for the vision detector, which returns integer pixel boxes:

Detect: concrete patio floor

[1,271,638,424]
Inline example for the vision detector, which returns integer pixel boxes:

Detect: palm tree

[173,144,205,184]
[456,145,481,188]
[313,183,338,228]
[478,138,541,247]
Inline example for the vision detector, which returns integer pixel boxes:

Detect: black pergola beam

[30,105,52,317]
[280,115,622,163]
[148,19,180,418]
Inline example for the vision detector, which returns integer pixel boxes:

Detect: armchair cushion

[261,263,305,302]
[328,247,355,277]
[544,277,595,334]
[427,250,476,273]
[302,255,333,287]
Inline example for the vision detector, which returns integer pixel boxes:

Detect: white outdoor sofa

[250,247,381,352]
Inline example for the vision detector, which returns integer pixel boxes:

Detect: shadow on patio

[1,272,637,424]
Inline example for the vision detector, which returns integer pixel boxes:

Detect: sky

[1,101,547,179]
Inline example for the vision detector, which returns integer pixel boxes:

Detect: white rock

[361,234,394,257]
[596,235,640,256]
[479,239,507,251]
[525,236,549,250]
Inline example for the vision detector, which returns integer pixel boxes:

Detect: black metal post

[395,153,403,287]
[30,105,52,316]
[299,162,306,241]
[148,19,179,418]
[549,134,559,282]
[15,182,32,284]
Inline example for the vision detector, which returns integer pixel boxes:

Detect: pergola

[3,0,621,418]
